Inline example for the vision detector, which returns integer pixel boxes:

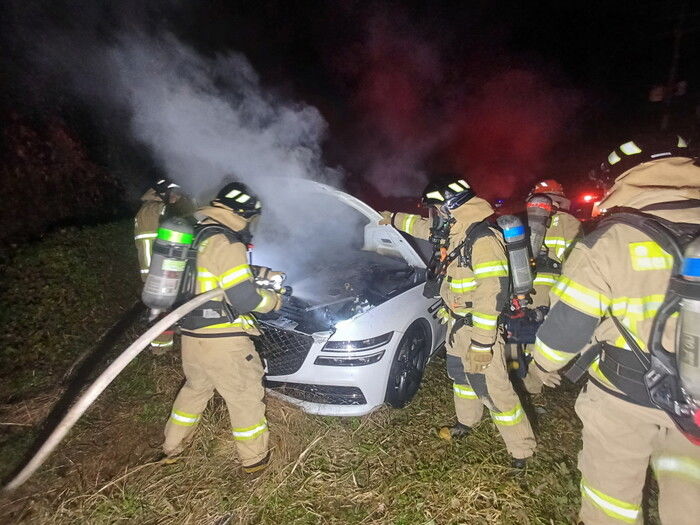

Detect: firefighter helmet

[529,179,565,198]
[422,175,475,211]
[594,133,692,188]
[212,182,262,218]
[154,178,182,201]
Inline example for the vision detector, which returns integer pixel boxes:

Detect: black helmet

[212,182,262,218]
[422,175,475,211]
[593,133,692,188]
[154,178,182,201]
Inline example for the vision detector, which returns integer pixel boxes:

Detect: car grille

[254,322,315,376]
[266,380,367,405]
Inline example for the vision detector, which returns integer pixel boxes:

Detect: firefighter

[162,182,284,474]
[520,180,582,395]
[533,134,700,524]
[381,176,536,468]
[134,178,186,353]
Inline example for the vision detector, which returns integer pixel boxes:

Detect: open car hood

[285,179,427,268]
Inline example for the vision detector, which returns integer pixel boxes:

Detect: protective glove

[534,362,561,388]
[466,342,493,374]
[379,211,394,226]
[436,306,450,325]
[268,271,286,290]
[272,292,285,312]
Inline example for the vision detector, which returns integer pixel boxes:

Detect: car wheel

[385,320,430,408]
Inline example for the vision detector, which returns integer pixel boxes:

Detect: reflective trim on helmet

[607,150,622,165]
[225,189,242,198]
[678,136,688,148]
[458,179,470,188]
[619,141,642,155]
[235,193,251,203]
[448,182,463,192]
[425,191,445,202]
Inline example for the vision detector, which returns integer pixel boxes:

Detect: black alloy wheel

[385,321,430,408]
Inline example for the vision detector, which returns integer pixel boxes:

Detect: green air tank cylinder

[677,237,700,402]
[142,218,194,314]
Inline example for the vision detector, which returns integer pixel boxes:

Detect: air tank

[142,218,194,315]
[496,215,533,295]
[677,237,700,402]
[526,194,553,256]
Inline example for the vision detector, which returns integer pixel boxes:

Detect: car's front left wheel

[385,320,430,408]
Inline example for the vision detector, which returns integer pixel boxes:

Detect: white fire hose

[3,288,224,492]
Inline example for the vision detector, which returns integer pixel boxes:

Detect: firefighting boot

[242,451,271,475]
[438,422,472,441]
[511,457,528,470]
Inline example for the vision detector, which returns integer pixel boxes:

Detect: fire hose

[2,288,224,492]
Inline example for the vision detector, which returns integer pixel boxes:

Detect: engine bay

[259,250,426,334]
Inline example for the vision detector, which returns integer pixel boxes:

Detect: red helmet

[530,179,565,198]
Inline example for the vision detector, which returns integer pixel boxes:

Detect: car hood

[282,179,427,268]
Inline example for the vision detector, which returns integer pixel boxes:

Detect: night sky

[2,0,698,206]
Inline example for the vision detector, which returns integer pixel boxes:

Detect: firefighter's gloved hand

[466,342,493,373]
[268,272,286,290]
[534,363,561,388]
[436,306,450,325]
[273,292,285,312]
[378,211,393,225]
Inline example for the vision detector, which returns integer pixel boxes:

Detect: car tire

[385,320,430,408]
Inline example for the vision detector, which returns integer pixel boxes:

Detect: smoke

[335,6,582,202]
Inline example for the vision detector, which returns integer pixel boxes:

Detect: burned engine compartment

[259,250,426,334]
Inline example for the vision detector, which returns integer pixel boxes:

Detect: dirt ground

[0,221,660,524]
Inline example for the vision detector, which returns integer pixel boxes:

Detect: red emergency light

[581,194,596,203]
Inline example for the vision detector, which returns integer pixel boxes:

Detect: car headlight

[322,332,393,352]
[314,351,385,367]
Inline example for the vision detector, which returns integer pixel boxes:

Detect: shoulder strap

[461,220,497,269]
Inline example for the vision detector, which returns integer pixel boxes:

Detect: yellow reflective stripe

[473,260,508,278]
[553,276,610,317]
[610,294,665,320]
[151,340,173,348]
[400,214,419,234]
[140,268,150,274]
[453,384,478,399]
[580,479,641,523]
[143,239,152,268]
[490,403,525,426]
[472,312,498,330]
[169,410,200,426]
[629,242,673,271]
[452,308,471,317]
[544,237,572,258]
[232,419,268,440]
[533,273,558,287]
[652,455,700,483]
[588,356,614,387]
[135,232,158,240]
[219,264,253,289]
[534,337,574,364]
[448,277,477,292]
[197,315,257,331]
[619,141,642,155]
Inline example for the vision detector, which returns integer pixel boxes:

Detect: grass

[0,220,658,524]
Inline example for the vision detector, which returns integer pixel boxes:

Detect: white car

[252,179,447,416]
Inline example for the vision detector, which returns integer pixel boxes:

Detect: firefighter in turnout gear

[520,180,582,394]
[162,182,284,474]
[134,178,186,353]
[533,134,700,524]
[381,176,536,467]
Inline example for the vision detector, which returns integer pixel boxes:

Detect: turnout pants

[446,338,536,459]
[576,382,700,525]
[163,334,269,466]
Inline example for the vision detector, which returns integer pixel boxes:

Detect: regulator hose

[2,288,224,492]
